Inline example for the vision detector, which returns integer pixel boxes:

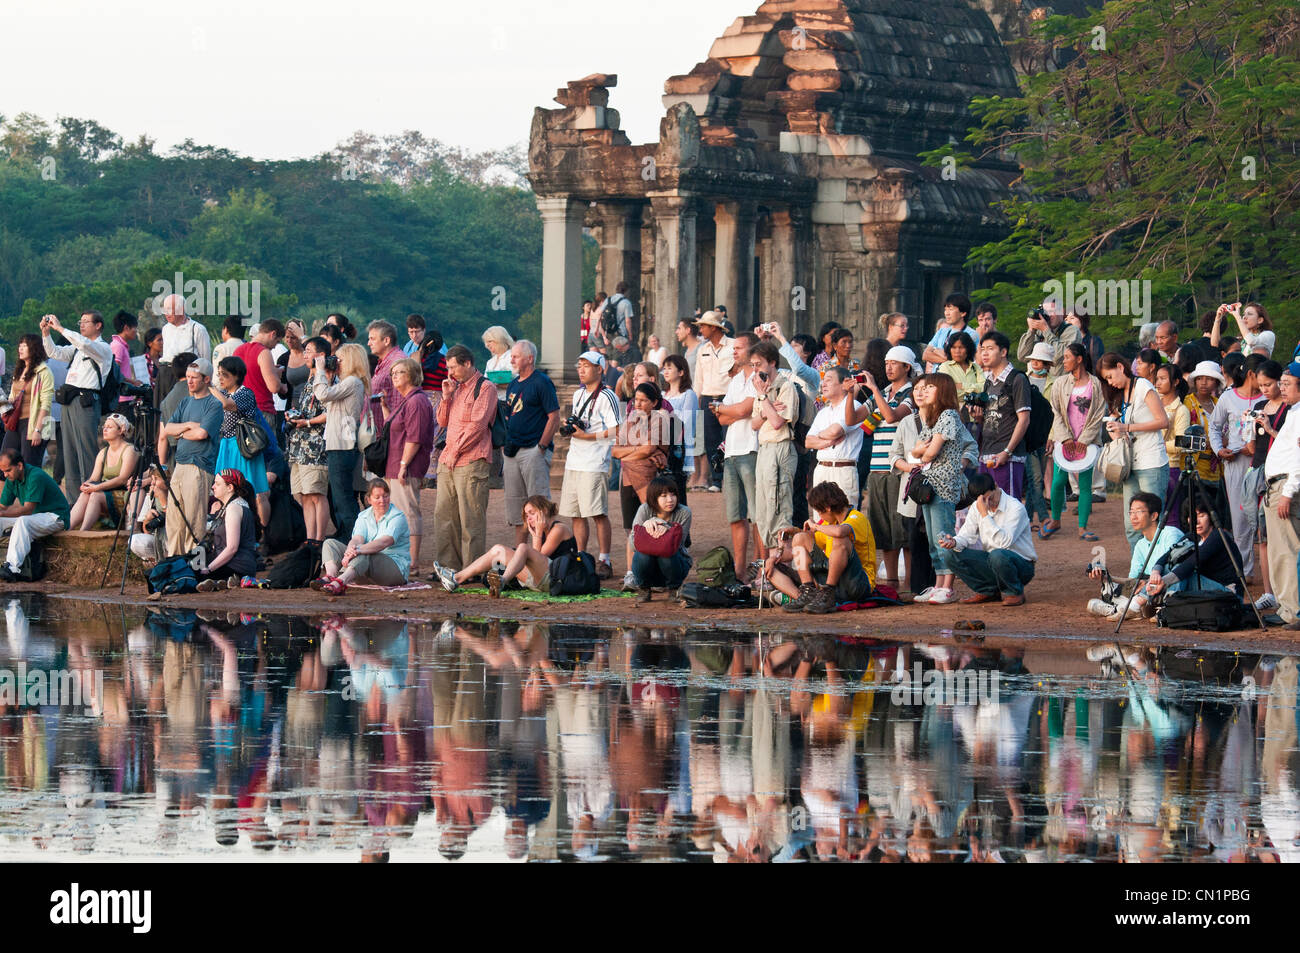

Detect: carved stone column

[536,194,586,382]
[713,200,757,328]
[649,192,698,350]
[770,208,811,333]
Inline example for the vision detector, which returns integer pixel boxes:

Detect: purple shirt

[371,348,401,429]
[386,388,435,479]
[111,334,133,403]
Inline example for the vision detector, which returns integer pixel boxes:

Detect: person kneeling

[315,478,411,595]
[630,476,692,603]
[939,472,1038,607]
[765,481,876,615]
[431,495,575,598]
[195,469,260,590]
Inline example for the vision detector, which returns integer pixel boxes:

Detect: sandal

[321,578,347,596]
[1038,523,1060,539]
[1079,531,1099,542]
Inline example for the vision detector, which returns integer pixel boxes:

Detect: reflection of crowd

[0,595,1296,862]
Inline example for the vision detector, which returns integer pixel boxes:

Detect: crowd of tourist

[4,290,1300,628]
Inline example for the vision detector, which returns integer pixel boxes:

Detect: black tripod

[1115,450,1266,633]
[99,400,202,593]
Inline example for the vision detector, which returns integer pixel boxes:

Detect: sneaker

[431,562,458,593]
[596,559,613,581]
[1087,599,1117,618]
[1255,592,1279,612]
[196,579,222,592]
[486,571,503,599]
[913,587,937,604]
[804,584,839,615]
[782,582,819,613]
[321,578,347,596]
[928,587,958,605]
[637,587,652,603]
[707,485,722,493]
[622,571,637,592]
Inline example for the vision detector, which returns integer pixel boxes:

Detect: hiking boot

[431,561,458,593]
[637,587,652,603]
[487,571,503,599]
[804,584,839,615]
[595,559,613,581]
[197,579,222,592]
[781,582,818,613]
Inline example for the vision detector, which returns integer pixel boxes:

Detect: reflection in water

[0,594,1294,861]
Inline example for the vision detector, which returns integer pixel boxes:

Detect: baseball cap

[577,350,606,369]
[190,357,213,378]
[1286,361,1300,379]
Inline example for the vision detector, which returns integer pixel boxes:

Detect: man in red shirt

[234,319,284,415]
[431,344,497,574]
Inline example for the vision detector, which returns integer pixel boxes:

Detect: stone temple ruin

[527,0,1083,380]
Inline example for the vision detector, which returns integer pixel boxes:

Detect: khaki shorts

[559,469,609,518]
[291,463,329,496]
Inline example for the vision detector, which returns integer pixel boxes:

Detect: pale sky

[1,0,748,160]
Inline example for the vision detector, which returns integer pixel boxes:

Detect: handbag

[1,385,22,433]
[633,520,683,559]
[905,466,936,505]
[363,392,416,475]
[235,416,268,460]
[1099,393,1136,483]
[356,403,376,452]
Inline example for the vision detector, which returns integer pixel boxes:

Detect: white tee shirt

[1125,377,1169,471]
[564,385,622,472]
[722,371,759,457]
[808,398,864,462]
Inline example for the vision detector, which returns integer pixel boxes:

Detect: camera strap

[574,387,600,423]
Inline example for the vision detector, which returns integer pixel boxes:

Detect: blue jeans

[1023,449,1050,522]
[949,547,1036,597]
[631,550,692,589]
[921,500,957,575]
[1122,464,1170,551]
[327,448,360,540]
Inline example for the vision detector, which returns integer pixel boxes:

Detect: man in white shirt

[805,366,863,504]
[715,332,762,577]
[694,311,736,491]
[940,471,1037,606]
[1264,362,1300,624]
[157,294,212,397]
[41,311,113,502]
[559,351,622,579]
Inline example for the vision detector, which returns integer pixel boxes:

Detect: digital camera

[962,391,990,407]
[558,415,586,438]
[1174,423,1207,453]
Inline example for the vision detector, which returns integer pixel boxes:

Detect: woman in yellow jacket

[2,334,56,465]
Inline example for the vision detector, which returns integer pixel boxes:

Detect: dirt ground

[32,482,1300,655]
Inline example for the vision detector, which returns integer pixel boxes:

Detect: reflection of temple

[528,0,1040,378]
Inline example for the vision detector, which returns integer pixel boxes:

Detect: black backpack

[263,480,306,554]
[1025,380,1053,452]
[1157,590,1253,631]
[548,551,602,596]
[91,353,124,414]
[601,295,627,338]
[266,544,320,589]
[469,377,508,450]
[678,582,754,608]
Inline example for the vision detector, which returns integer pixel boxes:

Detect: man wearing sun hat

[558,350,622,579]
[694,310,736,491]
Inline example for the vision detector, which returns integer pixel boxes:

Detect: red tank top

[234,341,275,413]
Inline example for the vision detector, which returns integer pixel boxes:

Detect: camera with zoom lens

[962,391,990,407]
[120,380,153,401]
[323,354,339,373]
[1173,423,1207,453]
[558,415,586,438]
[709,443,726,475]
[145,513,164,533]
[1027,306,1049,323]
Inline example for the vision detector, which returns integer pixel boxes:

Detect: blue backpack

[148,554,198,595]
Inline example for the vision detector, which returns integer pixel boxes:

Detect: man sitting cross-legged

[762,481,877,615]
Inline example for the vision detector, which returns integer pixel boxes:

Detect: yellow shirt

[815,509,877,587]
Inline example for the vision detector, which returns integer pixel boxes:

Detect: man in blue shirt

[503,340,560,544]
[0,448,70,580]
[1088,491,1187,619]
[156,359,224,556]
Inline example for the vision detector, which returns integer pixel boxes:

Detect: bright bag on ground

[696,546,736,587]
[633,521,683,559]
[1156,590,1252,631]
[548,551,601,596]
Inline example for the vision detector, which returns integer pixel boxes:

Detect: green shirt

[1,465,70,527]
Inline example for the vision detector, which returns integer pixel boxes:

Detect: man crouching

[762,481,877,614]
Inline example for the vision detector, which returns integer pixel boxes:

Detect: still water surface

[0,594,1295,862]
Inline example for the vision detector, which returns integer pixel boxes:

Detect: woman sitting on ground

[195,469,260,590]
[431,495,575,598]
[68,413,139,530]
[315,478,411,595]
[629,476,693,603]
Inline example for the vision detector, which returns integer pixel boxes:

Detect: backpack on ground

[548,550,602,596]
[678,581,754,608]
[696,546,737,587]
[148,554,198,595]
[266,544,320,589]
[15,539,46,582]
[263,479,306,554]
[1025,383,1053,452]
[1156,590,1253,631]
